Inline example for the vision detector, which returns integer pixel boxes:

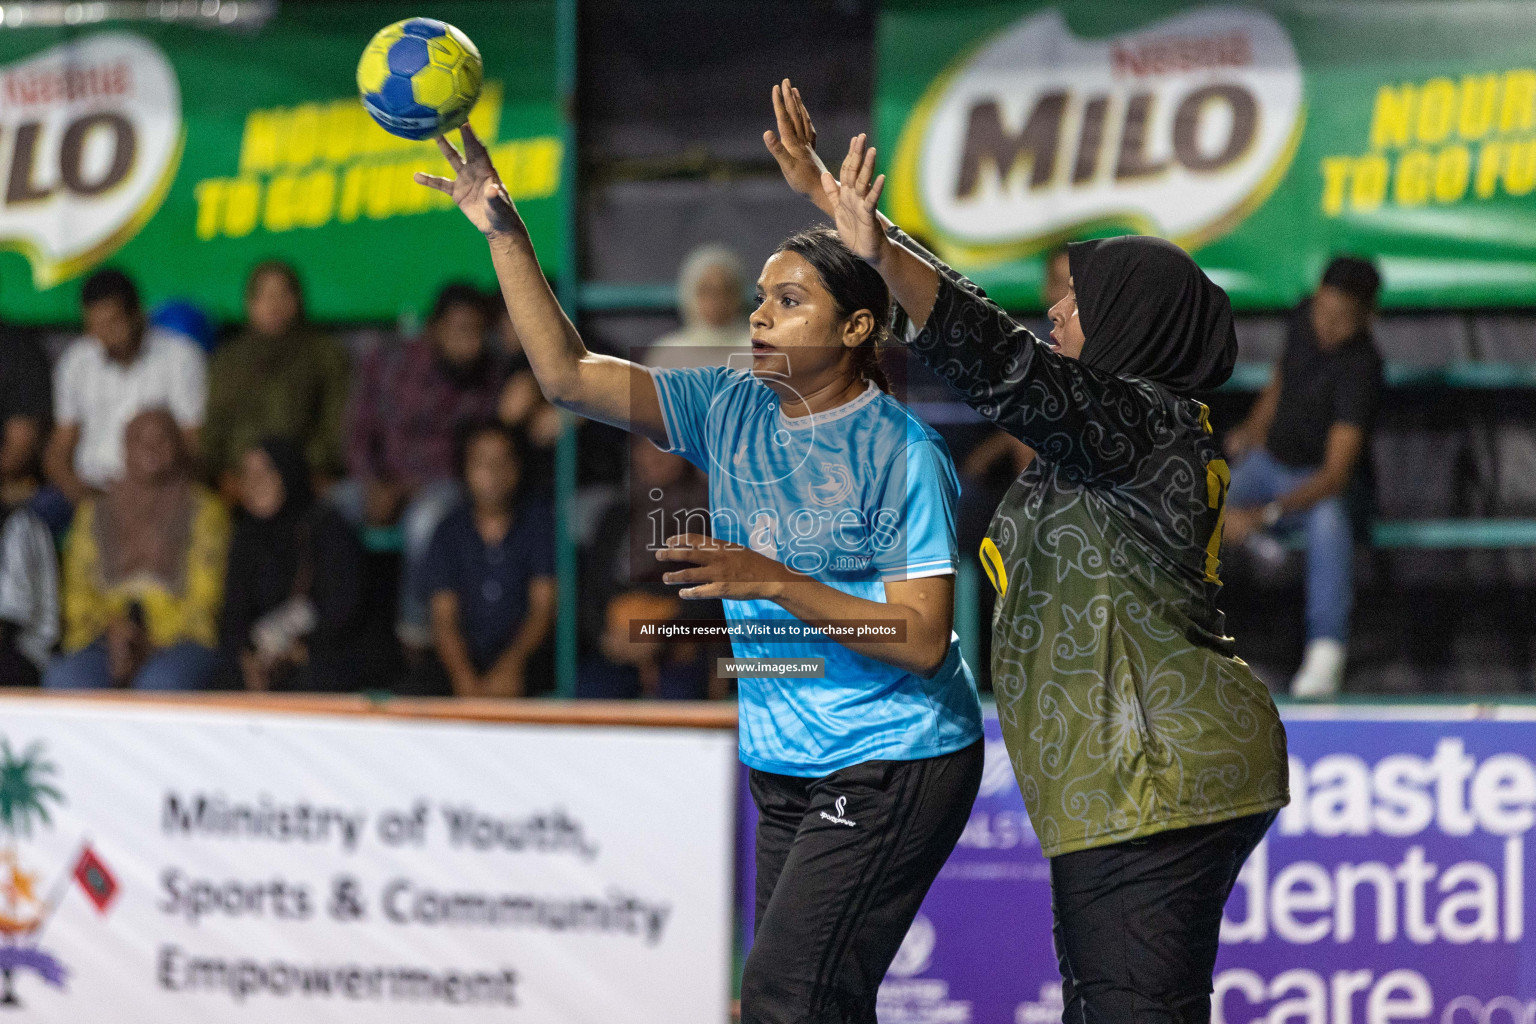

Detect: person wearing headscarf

[45,409,229,690]
[644,243,750,367]
[1223,256,1384,699]
[218,438,366,692]
[202,261,351,496]
[767,84,1286,1023]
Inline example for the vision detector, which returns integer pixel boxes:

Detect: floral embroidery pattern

[892,226,1289,857]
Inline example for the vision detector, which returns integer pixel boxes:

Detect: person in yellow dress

[45,409,229,690]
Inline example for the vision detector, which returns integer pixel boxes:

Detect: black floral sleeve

[888,225,1179,489]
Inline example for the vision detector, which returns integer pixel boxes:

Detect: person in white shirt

[643,243,751,369]
[45,269,206,503]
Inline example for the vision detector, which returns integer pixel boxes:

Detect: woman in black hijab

[219,438,366,691]
[766,87,1288,1024]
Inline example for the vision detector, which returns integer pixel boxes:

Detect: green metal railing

[553,0,579,698]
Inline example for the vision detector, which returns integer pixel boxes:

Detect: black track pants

[1050,810,1278,1024]
[741,740,984,1024]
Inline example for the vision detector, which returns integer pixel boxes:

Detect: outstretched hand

[656,534,791,602]
[764,78,835,216]
[824,133,887,264]
[414,124,522,238]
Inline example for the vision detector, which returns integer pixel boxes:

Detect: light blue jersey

[649,365,983,776]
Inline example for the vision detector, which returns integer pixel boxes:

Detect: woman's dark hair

[431,282,490,324]
[81,268,140,314]
[245,260,306,321]
[774,227,892,393]
[454,419,527,482]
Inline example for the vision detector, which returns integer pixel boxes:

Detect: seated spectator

[1223,256,1385,699]
[218,439,366,692]
[0,312,61,535]
[422,422,555,697]
[494,303,562,498]
[644,243,749,367]
[0,496,58,687]
[45,269,206,507]
[337,283,504,649]
[203,262,349,498]
[579,435,721,699]
[46,410,228,690]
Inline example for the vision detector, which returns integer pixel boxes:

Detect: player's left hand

[656,534,791,601]
[825,133,888,264]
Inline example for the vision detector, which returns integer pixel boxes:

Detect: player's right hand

[415,123,522,238]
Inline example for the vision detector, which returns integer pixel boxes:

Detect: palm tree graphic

[0,739,66,1008]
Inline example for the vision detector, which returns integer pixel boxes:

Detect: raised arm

[766,81,937,328]
[416,126,667,446]
[805,121,1173,485]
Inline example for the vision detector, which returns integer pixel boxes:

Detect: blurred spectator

[45,269,206,506]
[203,262,349,497]
[150,298,218,354]
[46,410,228,690]
[219,439,365,692]
[0,314,57,532]
[579,435,721,699]
[422,422,554,697]
[338,283,504,648]
[0,497,58,688]
[644,244,750,367]
[493,305,562,498]
[1224,255,1385,699]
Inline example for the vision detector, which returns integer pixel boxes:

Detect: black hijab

[1067,235,1237,394]
[230,439,314,616]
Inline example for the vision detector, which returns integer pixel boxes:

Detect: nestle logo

[3,61,132,107]
[1110,31,1253,78]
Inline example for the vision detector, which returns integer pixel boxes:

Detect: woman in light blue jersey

[420,125,982,1024]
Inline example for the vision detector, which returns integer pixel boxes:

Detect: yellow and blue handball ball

[357,18,483,140]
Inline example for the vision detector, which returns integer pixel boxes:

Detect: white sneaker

[1290,639,1346,699]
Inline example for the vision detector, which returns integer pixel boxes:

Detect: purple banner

[738,706,1536,1024]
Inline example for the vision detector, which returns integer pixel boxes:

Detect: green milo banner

[878,0,1536,309]
[0,2,564,324]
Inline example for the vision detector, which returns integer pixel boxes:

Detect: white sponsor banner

[0,698,736,1023]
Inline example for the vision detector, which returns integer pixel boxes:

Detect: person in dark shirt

[422,421,556,697]
[578,434,722,699]
[0,320,57,531]
[218,438,366,692]
[1223,256,1385,698]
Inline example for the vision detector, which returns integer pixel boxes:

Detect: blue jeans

[1226,449,1353,643]
[330,478,462,645]
[44,640,220,690]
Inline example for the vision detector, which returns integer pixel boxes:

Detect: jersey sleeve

[1332,349,1383,431]
[886,224,1176,488]
[53,344,84,427]
[167,339,208,428]
[646,365,735,470]
[420,516,458,599]
[869,437,961,582]
[527,502,556,578]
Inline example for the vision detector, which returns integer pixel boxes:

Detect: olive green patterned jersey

[890,227,1289,858]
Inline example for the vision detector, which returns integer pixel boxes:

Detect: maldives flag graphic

[72,846,117,914]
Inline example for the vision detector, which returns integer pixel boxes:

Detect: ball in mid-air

[358,18,483,140]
